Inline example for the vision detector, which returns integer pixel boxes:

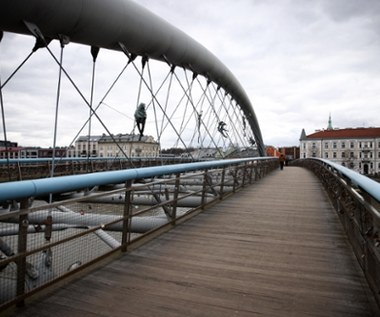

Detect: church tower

[327,113,333,130]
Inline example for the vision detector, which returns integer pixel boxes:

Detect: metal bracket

[23,21,50,51]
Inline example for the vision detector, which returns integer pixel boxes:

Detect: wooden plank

[9,167,379,317]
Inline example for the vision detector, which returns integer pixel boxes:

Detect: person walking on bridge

[279,154,285,170]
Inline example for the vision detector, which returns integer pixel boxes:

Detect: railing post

[201,170,209,209]
[248,161,254,184]
[17,161,22,180]
[219,168,225,200]
[121,180,133,252]
[171,173,181,224]
[16,198,29,307]
[232,166,239,193]
[242,162,247,187]
[256,162,261,181]
[264,161,269,176]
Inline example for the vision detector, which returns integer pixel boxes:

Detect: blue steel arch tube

[0,0,265,155]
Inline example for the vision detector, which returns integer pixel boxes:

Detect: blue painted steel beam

[0,158,274,201]
[319,158,380,203]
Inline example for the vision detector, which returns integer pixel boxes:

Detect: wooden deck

[9,167,379,316]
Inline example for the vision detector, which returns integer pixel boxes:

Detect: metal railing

[293,158,380,307]
[0,157,277,310]
[0,157,196,182]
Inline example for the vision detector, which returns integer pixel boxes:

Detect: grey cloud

[319,0,380,22]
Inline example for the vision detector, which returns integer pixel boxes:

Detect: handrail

[0,156,193,165]
[0,156,277,310]
[293,158,380,308]
[0,157,275,202]
[312,158,380,203]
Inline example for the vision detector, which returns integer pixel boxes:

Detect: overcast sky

[1,0,380,148]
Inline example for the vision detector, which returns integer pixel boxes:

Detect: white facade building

[74,134,160,158]
[300,126,380,175]
[74,135,102,157]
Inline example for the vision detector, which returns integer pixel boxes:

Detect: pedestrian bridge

[1,158,379,316]
[0,1,380,315]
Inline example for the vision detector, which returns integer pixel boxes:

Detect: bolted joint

[128,53,137,64]
[141,55,149,68]
[23,21,51,51]
[58,34,70,48]
[91,46,100,62]
[118,42,137,64]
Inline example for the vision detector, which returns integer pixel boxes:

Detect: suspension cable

[85,46,100,172]
[112,64,173,160]
[199,79,243,153]
[194,79,215,148]
[129,59,194,160]
[199,87,227,149]
[0,51,35,90]
[218,92,247,150]
[190,77,225,157]
[0,32,12,180]
[209,85,230,148]
[195,77,221,123]
[228,98,249,147]
[0,77,12,181]
[188,81,207,148]
[132,56,147,136]
[49,36,67,204]
[145,58,167,165]
[183,71,197,146]
[145,58,160,143]
[66,61,133,156]
[157,70,191,145]
[171,69,222,157]
[158,66,175,143]
[173,71,198,150]
[43,45,133,163]
[23,23,133,164]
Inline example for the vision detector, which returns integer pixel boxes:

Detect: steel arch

[0,0,265,155]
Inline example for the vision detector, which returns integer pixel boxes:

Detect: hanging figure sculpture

[217,121,228,138]
[134,102,147,140]
[197,111,202,143]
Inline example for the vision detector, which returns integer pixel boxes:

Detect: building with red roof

[300,115,380,175]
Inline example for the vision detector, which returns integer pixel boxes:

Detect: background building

[20,147,39,158]
[0,140,21,159]
[266,146,299,161]
[1,141,68,159]
[74,135,102,157]
[38,148,67,158]
[300,117,380,175]
[74,134,160,158]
